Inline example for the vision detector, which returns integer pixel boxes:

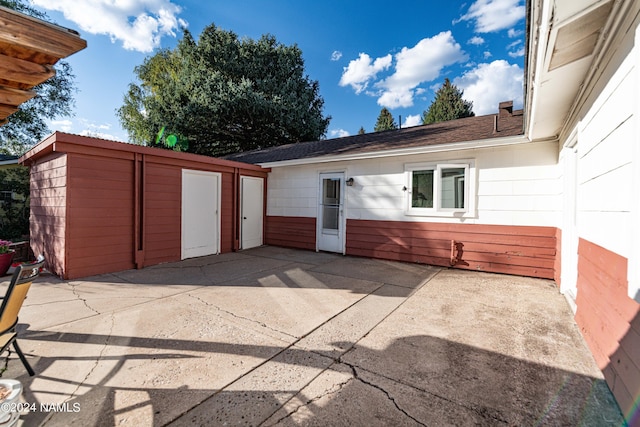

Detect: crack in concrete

[41,313,115,426]
[267,375,355,425]
[187,293,298,340]
[70,313,115,399]
[342,359,509,425]
[343,362,427,426]
[69,282,100,315]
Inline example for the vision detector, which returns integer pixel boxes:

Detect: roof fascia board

[257,134,533,168]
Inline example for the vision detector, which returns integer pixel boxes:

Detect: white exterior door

[241,176,264,249]
[182,170,220,259]
[317,172,344,253]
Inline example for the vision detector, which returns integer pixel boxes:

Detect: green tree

[118,25,331,157]
[422,78,474,125]
[357,126,366,135]
[0,0,79,154]
[0,166,30,240]
[374,108,397,132]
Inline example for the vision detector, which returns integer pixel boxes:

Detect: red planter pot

[0,251,15,276]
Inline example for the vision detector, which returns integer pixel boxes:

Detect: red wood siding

[29,153,67,277]
[346,219,557,279]
[574,239,640,418]
[143,162,181,266]
[265,216,316,250]
[65,154,135,278]
[23,133,269,279]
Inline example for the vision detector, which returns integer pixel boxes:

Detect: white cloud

[507,40,522,49]
[457,0,525,33]
[329,129,350,138]
[454,60,523,115]
[483,51,492,59]
[507,40,524,58]
[331,51,343,61]
[32,0,187,52]
[376,31,468,108]
[50,119,72,132]
[468,36,485,45]
[339,53,392,94]
[508,47,525,58]
[403,115,422,128]
[508,28,524,38]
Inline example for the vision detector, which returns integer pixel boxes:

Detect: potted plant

[0,240,14,276]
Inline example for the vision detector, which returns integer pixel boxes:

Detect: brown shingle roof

[226,107,524,165]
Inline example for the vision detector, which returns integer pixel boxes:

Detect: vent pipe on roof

[494,115,498,133]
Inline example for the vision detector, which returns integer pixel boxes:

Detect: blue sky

[31,0,526,142]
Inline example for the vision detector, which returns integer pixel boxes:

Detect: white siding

[558,13,640,300]
[570,32,637,260]
[266,141,561,227]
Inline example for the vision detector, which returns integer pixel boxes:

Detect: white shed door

[241,176,264,249]
[182,170,220,259]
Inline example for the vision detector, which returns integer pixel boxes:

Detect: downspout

[134,153,145,268]
[233,167,240,251]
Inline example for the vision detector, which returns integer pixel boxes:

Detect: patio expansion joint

[186,293,298,340]
[171,268,442,425]
[170,284,387,424]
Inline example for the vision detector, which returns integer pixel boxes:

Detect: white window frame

[404,160,476,218]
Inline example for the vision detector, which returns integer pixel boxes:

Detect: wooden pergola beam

[0,6,87,61]
[0,53,55,87]
[0,6,86,124]
[0,85,36,106]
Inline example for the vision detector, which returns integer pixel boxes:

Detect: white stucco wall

[266,140,561,228]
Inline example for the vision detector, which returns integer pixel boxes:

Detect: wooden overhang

[0,6,87,125]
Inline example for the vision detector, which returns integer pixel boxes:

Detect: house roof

[0,6,87,125]
[0,154,19,166]
[226,103,524,165]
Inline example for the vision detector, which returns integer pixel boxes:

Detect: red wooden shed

[20,132,269,279]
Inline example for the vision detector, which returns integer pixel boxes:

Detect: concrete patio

[1,246,625,426]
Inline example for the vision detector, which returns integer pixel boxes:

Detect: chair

[0,259,45,376]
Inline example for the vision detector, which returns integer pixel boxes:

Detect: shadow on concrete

[16,332,625,426]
